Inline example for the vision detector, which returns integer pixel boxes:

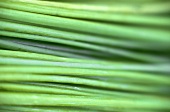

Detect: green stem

[4,0,170,14]
[0,56,170,73]
[0,82,91,96]
[0,106,94,112]
[0,39,94,59]
[0,8,170,43]
[0,50,113,64]
[0,66,169,85]
[0,92,170,109]
[0,73,160,92]
[0,20,152,50]
[1,33,169,63]
[1,37,116,60]
[1,1,170,26]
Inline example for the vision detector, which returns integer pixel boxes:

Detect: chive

[20,82,169,99]
[1,35,169,62]
[1,1,170,26]
[1,92,170,109]
[0,82,91,96]
[0,20,154,50]
[0,8,170,43]
[0,0,170,111]
[0,105,95,112]
[1,73,164,92]
[1,66,169,85]
[0,50,112,64]
[0,39,94,59]
[1,56,170,73]
[6,0,170,14]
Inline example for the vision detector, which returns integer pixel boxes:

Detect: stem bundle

[0,0,170,111]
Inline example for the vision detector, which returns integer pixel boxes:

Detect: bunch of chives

[0,0,170,111]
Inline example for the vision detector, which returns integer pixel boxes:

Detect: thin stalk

[20,82,170,99]
[1,1,170,26]
[0,39,94,59]
[0,82,91,96]
[0,92,170,109]
[7,38,110,58]
[0,66,169,85]
[1,34,169,63]
[0,8,170,43]
[0,106,94,112]
[4,0,170,14]
[0,110,19,112]
[0,20,153,50]
[0,50,113,64]
[0,105,163,112]
[0,56,170,73]
[0,73,161,92]
[0,36,121,60]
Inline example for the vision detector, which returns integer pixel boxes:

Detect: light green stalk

[0,8,170,43]
[0,1,170,26]
[0,92,170,109]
